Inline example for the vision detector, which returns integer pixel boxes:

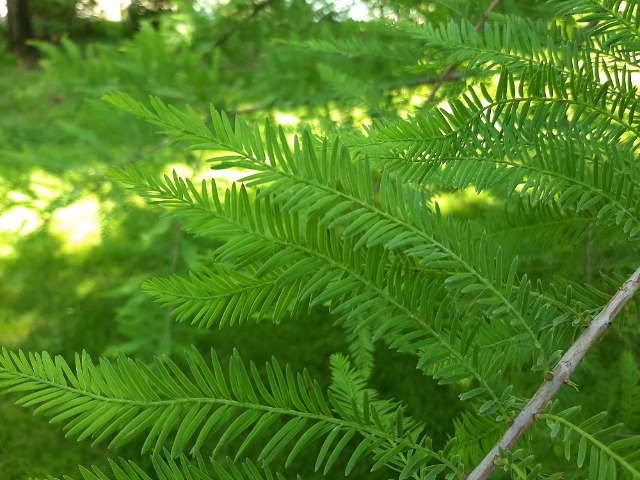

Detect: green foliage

[0,347,462,478]
[28,0,106,41]
[2,0,640,479]
[540,408,640,479]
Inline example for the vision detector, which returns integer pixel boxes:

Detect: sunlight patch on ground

[0,206,42,236]
[434,187,497,216]
[0,309,37,348]
[29,169,68,209]
[0,207,43,257]
[50,196,102,253]
[275,112,300,125]
[0,170,66,256]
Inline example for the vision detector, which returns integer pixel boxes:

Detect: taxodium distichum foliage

[2,1,640,479]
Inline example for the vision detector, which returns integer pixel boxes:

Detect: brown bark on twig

[467,266,640,480]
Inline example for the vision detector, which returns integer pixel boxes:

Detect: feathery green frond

[11,2,640,479]
[551,0,640,55]
[107,95,578,378]
[0,347,464,477]
[485,199,594,254]
[541,409,640,479]
[354,63,640,240]
[118,169,545,421]
[288,36,420,63]
[315,64,384,112]
[35,457,153,480]
[608,351,640,429]
[450,411,504,467]
[34,455,289,480]
[397,17,560,72]
[341,316,376,379]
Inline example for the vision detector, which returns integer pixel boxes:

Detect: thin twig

[467,266,640,480]
[427,0,502,102]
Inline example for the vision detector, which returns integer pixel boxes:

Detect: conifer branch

[427,0,502,102]
[467,265,640,480]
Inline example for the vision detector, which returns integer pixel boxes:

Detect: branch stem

[467,266,640,480]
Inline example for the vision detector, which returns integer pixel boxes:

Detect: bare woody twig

[427,0,502,102]
[467,266,640,480]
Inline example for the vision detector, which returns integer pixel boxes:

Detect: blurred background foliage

[0,0,595,478]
